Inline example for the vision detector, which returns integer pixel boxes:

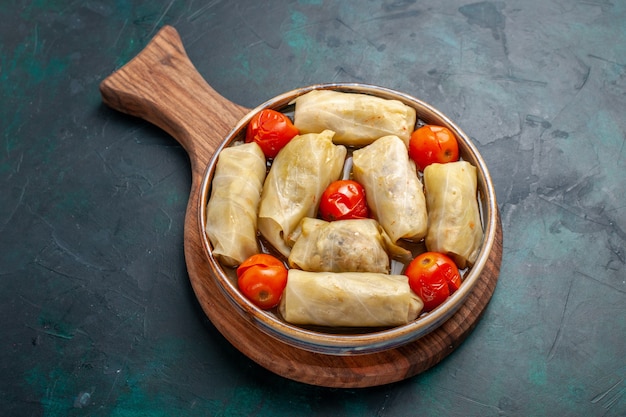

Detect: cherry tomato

[318,180,369,221]
[245,109,299,158]
[408,125,459,171]
[405,252,462,312]
[236,254,288,309]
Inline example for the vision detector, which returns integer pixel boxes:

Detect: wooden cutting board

[100,25,502,388]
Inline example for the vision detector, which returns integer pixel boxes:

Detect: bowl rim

[198,82,498,355]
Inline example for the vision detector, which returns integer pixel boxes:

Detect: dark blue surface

[1,1,624,415]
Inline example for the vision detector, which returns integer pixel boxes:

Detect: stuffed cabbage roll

[279,270,423,327]
[352,135,428,243]
[287,218,411,273]
[423,161,483,269]
[293,90,417,147]
[205,142,267,267]
[258,130,347,257]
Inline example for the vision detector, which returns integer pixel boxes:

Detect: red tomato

[318,180,369,221]
[245,109,299,158]
[405,252,462,312]
[236,254,288,309]
[408,125,459,170]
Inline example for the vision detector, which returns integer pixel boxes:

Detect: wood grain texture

[100,25,502,388]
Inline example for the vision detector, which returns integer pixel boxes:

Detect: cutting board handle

[99,25,249,177]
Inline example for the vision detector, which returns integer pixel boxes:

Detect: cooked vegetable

[237,254,288,309]
[245,109,299,158]
[279,270,423,327]
[205,142,266,267]
[293,90,416,146]
[257,130,347,257]
[208,90,486,330]
[318,180,369,221]
[423,161,483,269]
[408,125,459,170]
[288,218,396,273]
[405,252,461,312]
[352,135,428,243]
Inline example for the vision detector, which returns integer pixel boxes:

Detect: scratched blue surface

[1,1,624,416]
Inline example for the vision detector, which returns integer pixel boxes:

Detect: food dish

[199,83,498,354]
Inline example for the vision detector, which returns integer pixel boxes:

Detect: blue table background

[1,1,624,416]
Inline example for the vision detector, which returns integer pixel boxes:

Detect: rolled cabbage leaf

[258,130,347,257]
[352,135,428,243]
[423,161,483,269]
[279,270,423,327]
[293,90,417,147]
[205,142,266,267]
[287,218,403,273]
